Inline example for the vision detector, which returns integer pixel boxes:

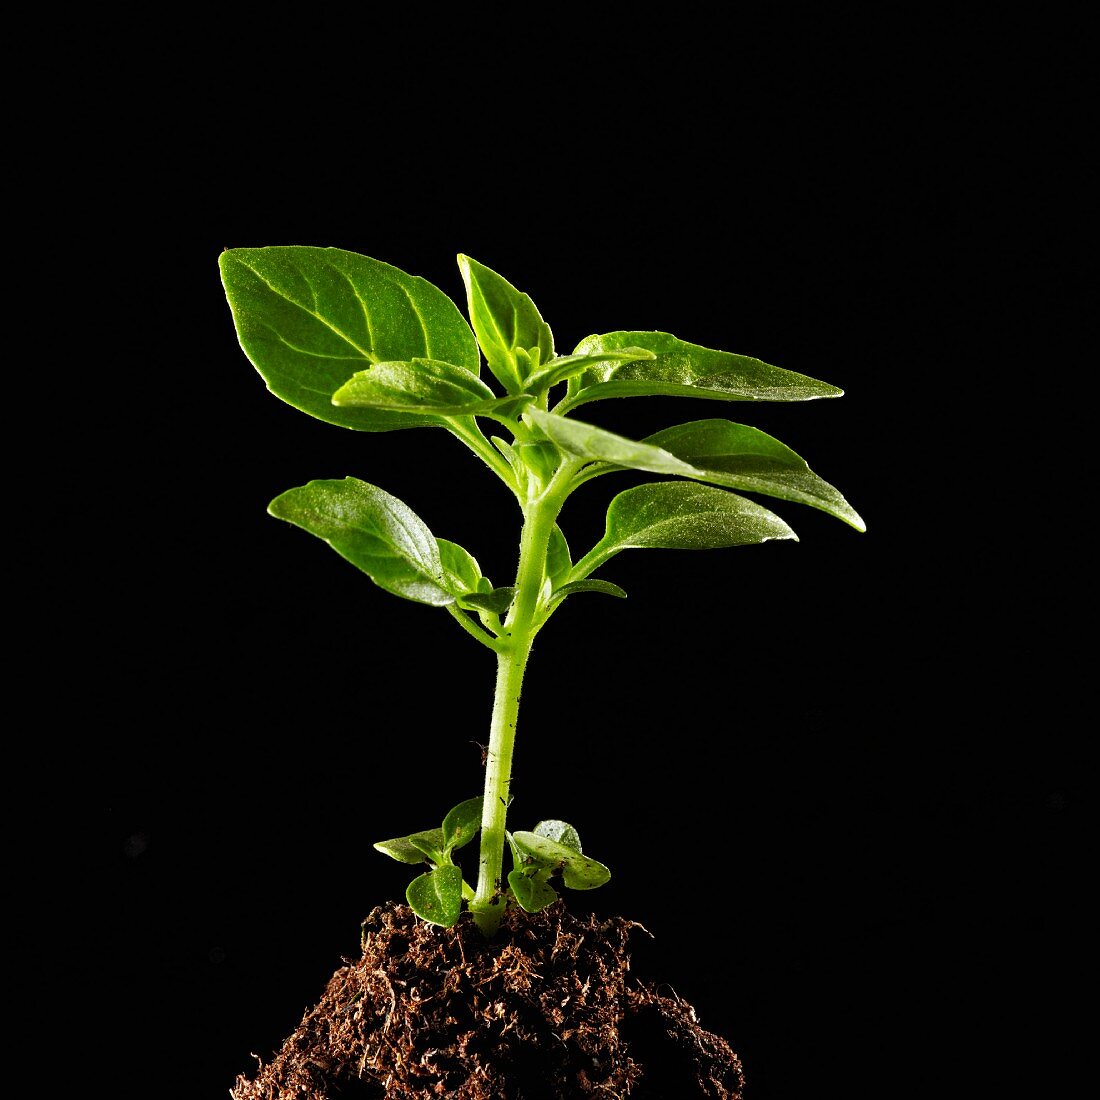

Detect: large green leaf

[645,420,866,531]
[580,482,797,575]
[220,246,479,431]
[567,331,842,409]
[268,478,453,606]
[527,408,863,532]
[457,255,554,392]
[525,407,697,477]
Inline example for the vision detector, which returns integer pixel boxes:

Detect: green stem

[446,417,517,490]
[468,473,567,936]
[469,634,532,934]
[567,541,616,586]
[446,604,503,651]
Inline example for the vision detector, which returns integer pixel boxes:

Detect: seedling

[220,247,864,937]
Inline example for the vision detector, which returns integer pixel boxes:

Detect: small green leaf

[513,346,542,382]
[579,482,797,576]
[567,331,843,409]
[407,864,464,927]
[437,538,484,594]
[526,348,656,392]
[436,540,511,615]
[373,836,430,865]
[547,580,628,608]
[533,820,582,851]
[443,797,483,852]
[458,587,517,614]
[644,419,866,531]
[268,478,453,606]
[507,867,559,913]
[490,434,519,468]
[525,407,698,477]
[329,358,496,412]
[511,831,611,891]
[408,828,446,864]
[545,525,572,588]
[457,254,554,392]
[561,858,611,891]
[512,441,561,484]
[333,359,533,421]
[220,246,479,431]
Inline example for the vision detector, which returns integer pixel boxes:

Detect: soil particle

[231,901,744,1099]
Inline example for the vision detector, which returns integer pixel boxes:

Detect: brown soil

[231,900,744,1099]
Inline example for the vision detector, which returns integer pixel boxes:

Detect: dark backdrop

[61,23,1086,1100]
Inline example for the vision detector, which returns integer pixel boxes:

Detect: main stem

[469,486,560,936]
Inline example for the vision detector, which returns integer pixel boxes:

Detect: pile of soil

[231,900,744,1098]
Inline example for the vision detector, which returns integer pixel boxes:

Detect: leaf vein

[262,324,372,363]
[325,260,378,351]
[395,280,432,358]
[235,258,378,363]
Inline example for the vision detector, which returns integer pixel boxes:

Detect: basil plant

[220,247,864,936]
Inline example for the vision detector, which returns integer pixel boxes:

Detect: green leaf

[533,820,582,851]
[567,331,843,409]
[545,525,572,588]
[644,419,866,531]
[333,358,493,408]
[511,831,611,891]
[580,482,797,575]
[333,359,533,420]
[525,348,656,392]
[220,246,479,431]
[457,254,554,392]
[525,407,698,477]
[436,539,511,614]
[408,828,446,864]
[437,538,485,594]
[490,435,518,465]
[512,440,561,484]
[442,797,483,852]
[373,836,430,865]
[407,865,464,927]
[561,858,611,891]
[547,580,628,608]
[507,867,559,913]
[268,478,453,606]
[458,587,517,614]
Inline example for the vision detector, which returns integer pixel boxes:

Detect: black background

[57,18,1087,1100]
